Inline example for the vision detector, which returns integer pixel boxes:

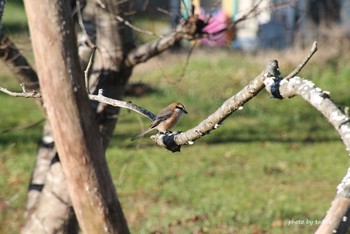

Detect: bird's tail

[131,128,154,141]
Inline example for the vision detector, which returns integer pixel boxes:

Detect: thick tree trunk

[22,0,135,232]
[2,0,197,231]
[22,0,129,233]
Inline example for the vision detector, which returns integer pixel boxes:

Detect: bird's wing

[131,109,172,141]
[149,109,173,128]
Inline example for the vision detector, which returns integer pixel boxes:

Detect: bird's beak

[183,109,188,114]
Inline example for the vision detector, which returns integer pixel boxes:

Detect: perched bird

[132,102,188,141]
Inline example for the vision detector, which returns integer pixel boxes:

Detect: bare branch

[257,43,350,233]
[0,86,159,125]
[84,46,96,92]
[80,61,278,152]
[264,68,350,234]
[88,91,156,120]
[0,86,41,98]
[0,118,44,133]
[284,41,318,80]
[151,61,279,152]
[125,19,198,67]
[266,76,350,153]
[76,0,95,48]
[0,34,40,91]
[96,0,162,38]
[315,195,350,233]
[125,31,178,67]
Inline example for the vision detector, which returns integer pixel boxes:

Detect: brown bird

[131,102,188,141]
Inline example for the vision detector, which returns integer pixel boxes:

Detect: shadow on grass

[205,134,340,144]
[0,130,42,146]
[2,24,29,35]
[116,129,341,150]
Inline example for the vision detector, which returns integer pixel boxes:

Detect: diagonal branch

[0,60,279,153]
[0,34,40,91]
[96,0,162,38]
[265,75,350,234]
[88,61,279,152]
[0,86,41,98]
[265,77,350,154]
[261,47,350,233]
[284,41,318,80]
[89,91,156,120]
[125,19,198,67]
[151,61,278,152]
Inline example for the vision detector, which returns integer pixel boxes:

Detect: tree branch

[89,61,280,152]
[0,60,278,153]
[84,46,96,92]
[264,78,350,155]
[0,86,41,98]
[96,0,162,38]
[265,74,350,234]
[284,41,318,80]
[125,19,198,67]
[151,61,279,152]
[89,91,156,120]
[0,34,40,91]
[261,44,350,233]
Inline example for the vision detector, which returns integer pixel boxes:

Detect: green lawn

[1,47,350,233]
[1,2,350,233]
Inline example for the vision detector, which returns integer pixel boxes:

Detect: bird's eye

[176,105,183,110]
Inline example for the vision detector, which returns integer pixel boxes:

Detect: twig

[157,41,198,85]
[204,0,221,24]
[284,41,318,80]
[88,91,156,120]
[84,47,96,92]
[150,61,277,152]
[156,7,171,16]
[0,34,40,91]
[175,40,198,82]
[0,86,41,98]
[0,118,45,133]
[76,0,95,48]
[96,0,162,38]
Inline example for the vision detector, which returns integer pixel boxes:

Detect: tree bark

[23,0,129,233]
[3,0,203,231]
[88,0,134,148]
[23,0,135,232]
[264,72,350,233]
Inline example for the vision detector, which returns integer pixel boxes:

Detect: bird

[131,102,188,141]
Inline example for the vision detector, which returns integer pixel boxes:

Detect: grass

[112,51,350,233]
[1,47,350,234]
[1,2,350,233]
[1,0,29,36]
